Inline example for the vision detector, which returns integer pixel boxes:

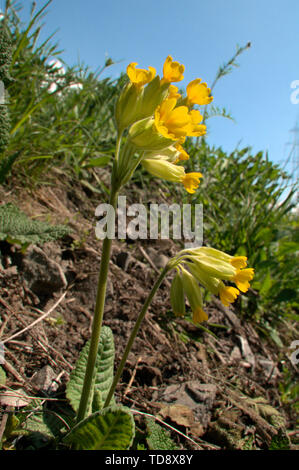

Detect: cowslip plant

[74,56,212,423]
[56,56,254,451]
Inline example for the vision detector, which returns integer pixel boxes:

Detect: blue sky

[11,0,299,178]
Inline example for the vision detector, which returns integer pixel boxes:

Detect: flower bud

[170,272,186,317]
[180,267,208,323]
[128,117,173,151]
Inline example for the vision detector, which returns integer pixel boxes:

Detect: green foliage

[66,326,115,414]
[181,141,298,323]
[63,405,135,450]
[0,203,70,247]
[0,104,11,154]
[269,429,290,450]
[0,20,12,154]
[0,151,18,183]
[146,418,179,450]
[1,0,120,184]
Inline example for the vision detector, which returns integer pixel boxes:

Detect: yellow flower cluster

[170,247,254,324]
[114,56,213,193]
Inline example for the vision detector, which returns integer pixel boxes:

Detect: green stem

[76,189,117,423]
[76,134,122,423]
[104,265,170,408]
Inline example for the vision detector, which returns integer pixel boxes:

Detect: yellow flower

[168,85,181,100]
[233,268,255,293]
[127,62,156,88]
[188,109,206,137]
[154,98,191,141]
[181,172,203,194]
[230,256,247,269]
[174,247,254,309]
[192,307,208,324]
[175,143,190,161]
[162,55,185,84]
[186,78,213,106]
[219,285,240,307]
[141,159,202,194]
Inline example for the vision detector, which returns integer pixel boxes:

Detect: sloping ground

[0,174,297,450]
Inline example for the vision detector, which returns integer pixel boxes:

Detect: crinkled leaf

[0,203,70,246]
[66,325,115,413]
[146,418,179,450]
[63,405,135,450]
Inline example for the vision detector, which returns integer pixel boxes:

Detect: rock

[257,357,280,380]
[230,345,242,363]
[147,247,169,269]
[153,254,169,269]
[22,245,67,296]
[159,403,195,428]
[30,365,58,394]
[159,381,217,431]
[237,335,255,368]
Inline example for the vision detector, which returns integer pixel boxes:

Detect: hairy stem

[76,136,123,423]
[104,266,170,408]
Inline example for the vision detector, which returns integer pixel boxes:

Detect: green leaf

[0,203,70,246]
[259,270,273,296]
[83,155,110,168]
[66,326,115,414]
[21,398,73,440]
[63,405,135,450]
[277,241,299,257]
[146,418,179,450]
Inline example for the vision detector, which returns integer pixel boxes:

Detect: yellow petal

[168,85,181,100]
[154,98,191,140]
[127,62,156,88]
[230,256,247,269]
[219,286,240,306]
[188,109,206,137]
[181,172,203,194]
[175,143,190,161]
[192,307,208,324]
[162,55,185,83]
[233,268,254,293]
[186,78,213,105]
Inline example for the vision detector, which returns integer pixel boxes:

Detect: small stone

[154,254,169,269]
[258,357,279,380]
[30,365,58,394]
[230,345,242,363]
[22,245,67,296]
